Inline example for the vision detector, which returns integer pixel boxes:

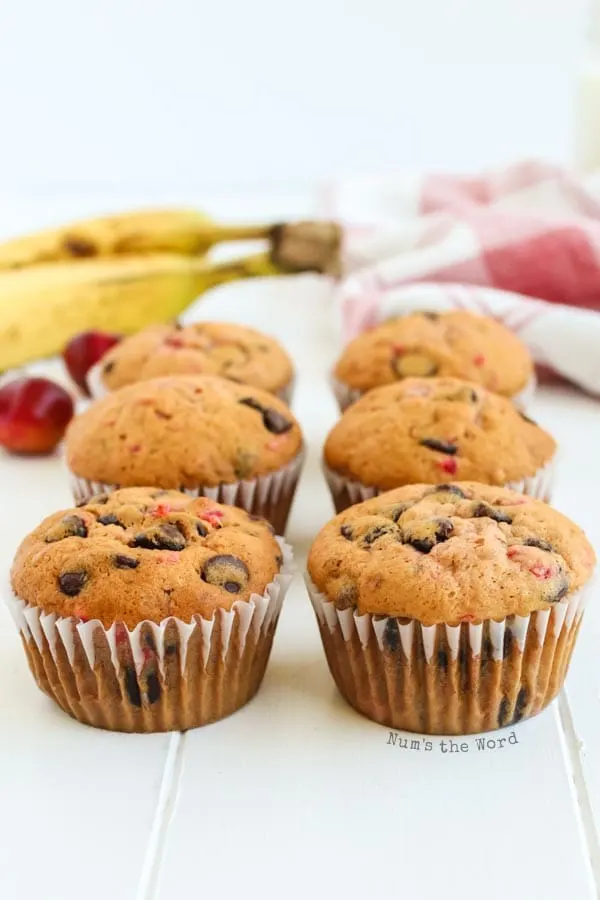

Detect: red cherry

[0,377,74,455]
[63,330,121,395]
[439,457,457,475]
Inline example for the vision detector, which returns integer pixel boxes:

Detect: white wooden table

[0,190,599,900]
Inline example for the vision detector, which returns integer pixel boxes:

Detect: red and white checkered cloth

[331,160,600,396]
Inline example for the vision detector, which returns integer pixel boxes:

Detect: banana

[0,223,342,370]
[0,209,277,271]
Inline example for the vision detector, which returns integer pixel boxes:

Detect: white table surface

[0,190,599,900]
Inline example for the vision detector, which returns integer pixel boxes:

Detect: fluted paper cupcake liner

[330,372,537,414]
[87,363,295,407]
[69,449,305,536]
[305,572,593,735]
[4,541,294,733]
[323,456,556,514]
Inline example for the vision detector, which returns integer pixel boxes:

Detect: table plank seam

[558,692,600,899]
[136,731,187,900]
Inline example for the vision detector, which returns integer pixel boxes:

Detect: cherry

[63,330,121,395]
[0,377,74,455]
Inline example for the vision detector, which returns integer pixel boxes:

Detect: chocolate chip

[103,361,115,376]
[124,667,142,707]
[389,504,410,522]
[361,523,399,547]
[391,351,438,378]
[239,396,292,434]
[58,570,88,596]
[384,619,400,652]
[437,648,448,672]
[131,523,186,552]
[89,493,109,505]
[340,524,353,540]
[239,396,265,413]
[98,513,124,527]
[523,537,554,552]
[45,514,88,542]
[165,643,178,656]
[512,687,528,723]
[403,518,453,554]
[262,408,292,434]
[201,554,250,593]
[114,555,139,569]
[419,438,458,455]
[519,411,537,426]
[337,583,358,609]
[196,522,208,537]
[472,503,513,525]
[428,484,466,499]
[498,696,511,727]
[421,311,439,321]
[548,577,570,603]
[146,672,161,705]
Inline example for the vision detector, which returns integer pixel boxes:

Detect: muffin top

[11,488,283,627]
[324,377,555,489]
[333,310,533,398]
[98,321,294,397]
[66,375,303,488]
[307,482,596,624]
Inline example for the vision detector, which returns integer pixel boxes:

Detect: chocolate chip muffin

[332,310,534,410]
[90,321,295,404]
[306,482,596,735]
[8,488,293,732]
[324,377,556,512]
[66,374,304,534]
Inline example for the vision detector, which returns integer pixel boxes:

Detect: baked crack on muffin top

[308,482,596,624]
[11,488,283,627]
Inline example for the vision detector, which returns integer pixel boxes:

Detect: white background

[0,0,589,195]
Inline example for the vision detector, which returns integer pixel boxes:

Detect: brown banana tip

[269,220,343,277]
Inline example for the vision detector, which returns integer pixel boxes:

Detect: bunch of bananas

[0,209,342,369]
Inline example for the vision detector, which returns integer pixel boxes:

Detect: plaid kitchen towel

[330,160,600,395]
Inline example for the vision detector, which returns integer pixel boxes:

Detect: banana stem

[206,223,274,245]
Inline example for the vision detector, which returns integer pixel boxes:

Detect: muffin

[324,377,556,512]
[332,309,535,410]
[89,321,295,404]
[66,374,304,534]
[7,488,293,732]
[306,482,596,735]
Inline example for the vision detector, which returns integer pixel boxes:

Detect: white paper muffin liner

[305,572,594,735]
[331,372,537,413]
[323,456,556,514]
[69,449,305,536]
[5,540,294,733]
[87,362,295,406]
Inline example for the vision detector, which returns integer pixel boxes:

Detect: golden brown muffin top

[66,375,303,489]
[333,310,533,398]
[99,321,294,397]
[11,488,283,627]
[324,377,556,489]
[307,483,596,624]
